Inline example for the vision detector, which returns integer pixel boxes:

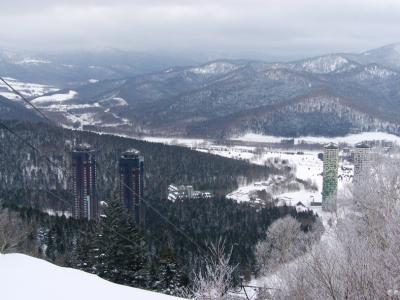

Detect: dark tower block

[72,144,98,220]
[119,149,145,225]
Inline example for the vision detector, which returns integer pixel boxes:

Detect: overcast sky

[1,0,400,59]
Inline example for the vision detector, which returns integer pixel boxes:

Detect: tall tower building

[353,142,372,184]
[322,143,339,212]
[72,144,98,220]
[119,149,145,225]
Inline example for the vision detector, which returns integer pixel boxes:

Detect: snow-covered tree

[256,215,322,275]
[87,199,150,289]
[191,241,236,300]
[270,155,400,300]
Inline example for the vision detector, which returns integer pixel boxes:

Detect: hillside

[0,121,277,210]
[0,254,184,300]
[0,49,204,86]
[10,44,399,138]
[0,95,43,122]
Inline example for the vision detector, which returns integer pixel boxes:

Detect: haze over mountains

[2,43,400,138]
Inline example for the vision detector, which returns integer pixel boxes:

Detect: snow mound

[0,254,185,300]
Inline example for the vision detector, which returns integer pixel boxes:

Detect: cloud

[1,0,400,58]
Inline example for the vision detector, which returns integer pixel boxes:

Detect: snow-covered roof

[355,141,371,149]
[121,148,142,158]
[324,142,338,149]
[74,143,93,152]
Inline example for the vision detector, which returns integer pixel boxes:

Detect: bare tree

[0,209,28,254]
[191,240,237,300]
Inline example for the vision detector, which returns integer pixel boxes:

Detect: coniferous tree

[44,229,57,262]
[93,199,150,289]
[74,223,97,273]
[151,247,187,295]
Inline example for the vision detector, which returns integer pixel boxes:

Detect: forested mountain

[0,96,42,122]
[0,49,208,86]
[0,120,318,295]
[15,43,400,138]
[0,120,280,210]
[3,191,318,296]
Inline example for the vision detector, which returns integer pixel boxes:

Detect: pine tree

[74,222,97,273]
[44,228,56,262]
[152,247,187,295]
[93,199,150,289]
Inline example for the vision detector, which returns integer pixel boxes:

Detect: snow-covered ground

[139,132,386,213]
[233,131,400,145]
[28,90,132,129]
[225,148,352,209]
[140,131,400,152]
[31,90,78,105]
[0,76,131,130]
[0,254,185,300]
[44,209,72,218]
[0,77,58,100]
[190,62,239,75]
[143,136,208,147]
[15,58,51,65]
[140,135,355,215]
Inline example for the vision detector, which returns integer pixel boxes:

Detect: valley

[3,44,400,138]
[142,131,396,212]
[3,1,400,299]
[2,43,400,299]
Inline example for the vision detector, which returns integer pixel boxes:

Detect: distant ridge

[3,44,400,137]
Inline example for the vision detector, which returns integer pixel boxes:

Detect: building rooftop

[355,142,371,149]
[74,143,93,152]
[324,142,338,150]
[121,148,142,159]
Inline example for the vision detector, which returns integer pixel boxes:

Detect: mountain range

[3,44,400,138]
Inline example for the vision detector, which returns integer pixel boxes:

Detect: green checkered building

[322,143,339,212]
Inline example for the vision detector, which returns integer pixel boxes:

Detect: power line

[0,118,210,258]
[96,163,209,256]
[0,76,212,258]
[0,77,54,124]
[0,131,190,255]
[0,74,282,296]
[1,77,281,299]
[0,121,38,153]
[0,121,66,174]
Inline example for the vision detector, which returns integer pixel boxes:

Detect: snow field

[0,254,185,300]
[233,131,400,146]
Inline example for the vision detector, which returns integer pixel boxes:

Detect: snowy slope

[0,254,185,300]
[190,61,240,75]
[31,90,77,104]
[0,77,58,101]
[233,131,400,145]
[284,54,358,74]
